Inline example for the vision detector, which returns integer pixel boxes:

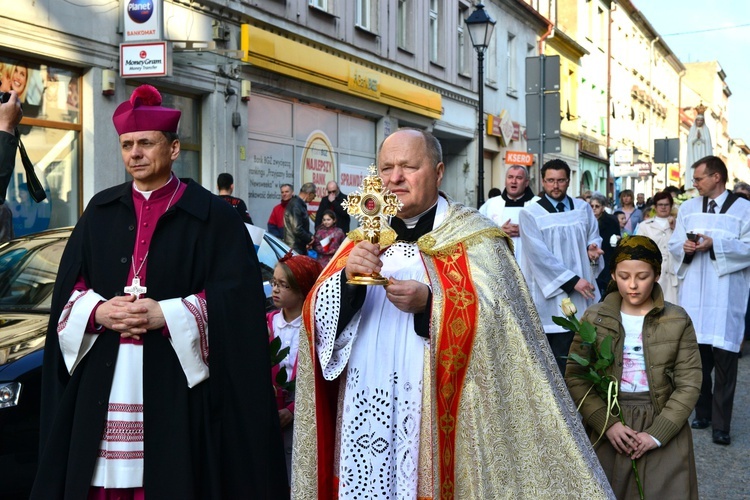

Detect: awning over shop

[241,25,442,120]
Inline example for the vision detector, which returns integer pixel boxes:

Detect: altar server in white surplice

[519,159,604,374]
[668,155,750,446]
[478,164,539,259]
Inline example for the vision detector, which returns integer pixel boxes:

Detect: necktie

[708,200,717,214]
[556,202,565,213]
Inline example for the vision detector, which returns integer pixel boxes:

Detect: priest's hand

[587,243,604,261]
[345,241,382,281]
[574,278,597,300]
[605,421,639,455]
[501,219,520,238]
[95,294,150,338]
[385,278,430,314]
[694,233,713,252]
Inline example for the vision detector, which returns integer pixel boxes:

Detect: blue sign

[127,0,153,24]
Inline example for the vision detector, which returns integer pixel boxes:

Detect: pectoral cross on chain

[124,276,147,297]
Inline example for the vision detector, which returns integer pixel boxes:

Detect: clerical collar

[402,200,438,229]
[502,186,535,207]
[390,201,439,242]
[133,175,176,200]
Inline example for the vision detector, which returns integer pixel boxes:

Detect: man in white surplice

[519,159,604,373]
[478,164,539,258]
[668,155,750,446]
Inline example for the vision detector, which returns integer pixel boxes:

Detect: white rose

[561,298,577,317]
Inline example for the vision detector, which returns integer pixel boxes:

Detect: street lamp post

[466,2,496,209]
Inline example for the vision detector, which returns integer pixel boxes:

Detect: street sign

[654,138,679,164]
[525,93,561,140]
[525,55,560,93]
[527,137,561,155]
[613,147,634,165]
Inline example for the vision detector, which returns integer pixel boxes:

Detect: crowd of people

[3,84,748,499]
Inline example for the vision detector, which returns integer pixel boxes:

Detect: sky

[635,0,750,140]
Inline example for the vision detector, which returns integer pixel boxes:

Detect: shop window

[1,57,81,236]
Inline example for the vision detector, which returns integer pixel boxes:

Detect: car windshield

[0,234,67,311]
[257,232,291,282]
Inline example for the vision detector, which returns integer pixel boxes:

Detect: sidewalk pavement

[692,353,749,499]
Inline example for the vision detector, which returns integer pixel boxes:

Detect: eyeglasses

[328,190,338,194]
[692,173,716,184]
[543,178,569,186]
[655,203,671,208]
[269,279,291,290]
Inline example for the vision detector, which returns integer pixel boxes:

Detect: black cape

[32,179,288,499]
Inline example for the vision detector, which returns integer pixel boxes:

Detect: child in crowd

[613,210,628,236]
[566,235,701,499]
[267,252,322,484]
[312,209,346,268]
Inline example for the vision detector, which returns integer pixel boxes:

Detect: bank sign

[123,0,163,41]
[120,42,171,78]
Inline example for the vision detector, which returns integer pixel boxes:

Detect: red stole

[301,240,478,500]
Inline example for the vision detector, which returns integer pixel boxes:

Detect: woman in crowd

[635,191,679,304]
[566,236,701,499]
[617,189,643,234]
[311,209,345,268]
[267,252,322,484]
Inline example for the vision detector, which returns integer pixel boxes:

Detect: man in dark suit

[315,180,350,233]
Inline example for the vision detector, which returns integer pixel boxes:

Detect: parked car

[0,226,292,498]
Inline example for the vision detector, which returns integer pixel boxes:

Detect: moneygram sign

[120,42,171,78]
[123,0,162,42]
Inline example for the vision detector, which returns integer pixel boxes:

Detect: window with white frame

[458,4,470,75]
[429,0,441,64]
[486,29,497,85]
[506,33,517,96]
[356,0,377,32]
[308,0,328,11]
[398,0,413,51]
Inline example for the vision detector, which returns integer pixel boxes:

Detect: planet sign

[127,0,154,24]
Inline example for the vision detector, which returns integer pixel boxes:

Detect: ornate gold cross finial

[341,163,403,285]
